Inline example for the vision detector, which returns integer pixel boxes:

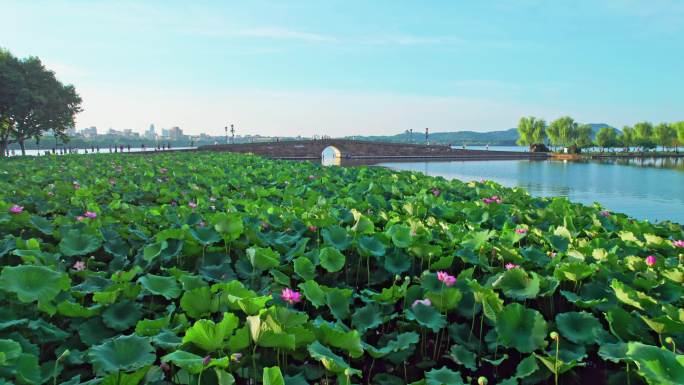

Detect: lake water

[379,157,684,224]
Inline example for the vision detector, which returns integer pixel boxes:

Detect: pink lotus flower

[412,298,432,308]
[159,362,170,372]
[479,178,487,183]
[308,175,315,180]
[281,288,302,305]
[515,228,528,234]
[483,198,493,204]
[73,261,86,271]
[645,255,656,266]
[47,191,54,197]
[84,211,97,219]
[308,225,318,232]
[9,205,23,214]
[188,201,197,209]
[599,210,611,217]
[437,271,456,287]
[198,220,206,228]
[483,195,502,204]
[505,263,520,270]
[672,240,684,248]
[76,216,85,221]
[549,252,557,258]
[73,182,80,190]
[432,189,441,197]
[160,168,168,174]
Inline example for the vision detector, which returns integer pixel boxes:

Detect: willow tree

[548,116,577,148]
[619,126,635,150]
[653,123,677,151]
[634,121,655,150]
[516,116,546,148]
[595,127,618,151]
[675,121,684,149]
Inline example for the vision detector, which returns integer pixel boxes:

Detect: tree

[595,126,618,151]
[619,126,635,150]
[574,124,594,149]
[549,116,577,148]
[653,123,677,151]
[0,49,81,157]
[516,116,546,147]
[634,121,655,150]
[674,121,684,150]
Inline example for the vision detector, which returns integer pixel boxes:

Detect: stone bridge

[199,139,548,161]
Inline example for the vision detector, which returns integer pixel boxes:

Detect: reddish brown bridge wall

[199,139,548,160]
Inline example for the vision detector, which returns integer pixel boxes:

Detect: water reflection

[378,158,684,224]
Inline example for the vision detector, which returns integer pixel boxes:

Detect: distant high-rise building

[66,126,77,136]
[169,126,183,140]
[146,124,156,139]
[161,128,170,138]
[80,126,97,137]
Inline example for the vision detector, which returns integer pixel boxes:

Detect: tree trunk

[0,141,6,158]
[19,140,26,156]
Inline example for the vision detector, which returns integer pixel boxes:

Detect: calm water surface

[379,157,684,224]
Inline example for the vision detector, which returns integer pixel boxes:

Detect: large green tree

[674,121,684,149]
[619,126,635,150]
[516,116,546,147]
[633,121,655,150]
[574,124,594,149]
[0,49,81,156]
[548,116,577,148]
[595,126,618,151]
[653,123,677,151]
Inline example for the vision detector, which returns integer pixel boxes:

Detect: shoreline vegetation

[0,151,683,385]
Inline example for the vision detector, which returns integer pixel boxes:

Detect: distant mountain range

[346,123,616,145]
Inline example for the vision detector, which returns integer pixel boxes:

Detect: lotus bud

[160,362,171,372]
[202,355,212,366]
[478,377,488,385]
[550,331,559,340]
[665,337,674,345]
[57,349,70,362]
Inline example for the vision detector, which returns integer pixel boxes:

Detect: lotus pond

[0,152,683,385]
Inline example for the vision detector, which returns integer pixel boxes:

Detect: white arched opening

[321,146,342,166]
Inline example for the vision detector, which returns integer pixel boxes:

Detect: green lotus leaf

[152,330,183,350]
[182,312,239,352]
[190,227,222,245]
[448,345,477,371]
[351,214,374,234]
[425,366,465,385]
[100,367,148,385]
[103,237,129,258]
[298,280,326,308]
[365,332,419,358]
[604,307,653,343]
[142,240,168,262]
[263,366,285,385]
[87,334,155,375]
[598,342,628,363]
[102,300,142,331]
[554,262,595,282]
[321,225,352,250]
[29,215,54,235]
[316,323,364,358]
[161,350,230,374]
[407,303,446,332]
[0,339,22,363]
[625,342,684,385]
[59,229,102,256]
[560,290,607,308]
[56,300,101,318]
[515,354,539,378]
[294,257,316,281]
[135,317,170,336]
[0,265,70,303]
[138,273,181,299]
[13,353,41,384]
[384,249,411,274]
[319,247,345,272]
[496,303,548,353]
[493,269,540,300]
[640,315,684,335]
[534,353,584,374]
[326,288,350,321]
[426,288,462,311]
[358,235,386,257]
[212,213,244,241]
[387,224,412,248]
[556,311,605,345]
[461,230,494,251]
[351,303,382,333]
[307,341,360,376]
[258,331,296,350]
[247,246,280,270]
[611,279,657,311]
[180,286,219,318]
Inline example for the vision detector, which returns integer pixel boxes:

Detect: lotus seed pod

[665,337,674,344]
[57,349,71,361]
[550,331,559,340]
[478,376,488,385]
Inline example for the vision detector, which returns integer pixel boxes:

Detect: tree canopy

[516,116,546,147]
[0,48,81,156]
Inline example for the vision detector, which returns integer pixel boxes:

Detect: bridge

[199,139,548,162]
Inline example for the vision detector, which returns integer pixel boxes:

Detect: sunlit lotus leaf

[87,334,155,375]
[212,212,244,240]
[307,341,360,376]
[263,366,285,385]
[358,235,387,257]
[0,265,70,303]
[496,303,547,353]
[448,344,477,370]
[326,288,350,321]
[387,224,412,248]
[406,303,446,332]
[190,227,221,245]
[161,350,230,374]
[182,312,239,352]
[293,257,316,280]
[142,240,168,262]
[59,229,101,256]
[29,215,53,235]
[365,332,419,359]
[493,268,540,300]
[351,303,382,333]
[247,246,280,270]
[625,342,684,385]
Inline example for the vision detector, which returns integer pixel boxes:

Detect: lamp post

[224,126,228,144]
[425,127,429,146]
[230,124,235,144]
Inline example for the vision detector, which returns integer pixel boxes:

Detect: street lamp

[425,127,429,145]
[230,124,235,144]
[224,126,228,144]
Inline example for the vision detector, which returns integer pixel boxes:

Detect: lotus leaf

[87,334,155,375]
[59,229,102,256]
[496,303,547,353]
[0,265,70,303]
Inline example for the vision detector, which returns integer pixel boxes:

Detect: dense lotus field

[0,152,683,385]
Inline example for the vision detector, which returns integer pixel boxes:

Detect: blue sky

[2,0,683,136]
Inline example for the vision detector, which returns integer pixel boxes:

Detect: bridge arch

[321,145,342,166]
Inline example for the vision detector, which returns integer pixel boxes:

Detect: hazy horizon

[3,0,683,137]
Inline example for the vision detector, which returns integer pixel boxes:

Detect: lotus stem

[550,331,560,385]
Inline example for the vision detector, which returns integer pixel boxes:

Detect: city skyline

[3,1,683,137]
